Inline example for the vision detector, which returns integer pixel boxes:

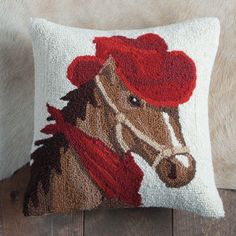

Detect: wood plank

[173,189,236,236]
[50,212,84,236]
[0,165,84,236]
[84,207,172,236]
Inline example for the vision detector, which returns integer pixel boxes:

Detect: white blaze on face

[162,112,181,148]
[162,112,190,168]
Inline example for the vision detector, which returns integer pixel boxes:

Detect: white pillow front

[24,17,224,217]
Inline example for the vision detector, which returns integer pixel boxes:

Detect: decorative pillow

[24,17,224,217]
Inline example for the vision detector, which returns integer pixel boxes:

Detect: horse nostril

[167,160,177,179]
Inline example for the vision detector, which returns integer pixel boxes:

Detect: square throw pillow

[24,17,224,217]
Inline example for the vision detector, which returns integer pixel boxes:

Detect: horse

[23,55,196,216]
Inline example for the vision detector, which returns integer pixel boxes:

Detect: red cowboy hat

[67,33,196,107]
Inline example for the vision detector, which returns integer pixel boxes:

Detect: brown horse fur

[24,57,195,215]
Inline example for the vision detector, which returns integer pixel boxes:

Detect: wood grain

[49,212,84,236]
[0,165,84,236]
[84,207,172,236]
[173,190,236,236]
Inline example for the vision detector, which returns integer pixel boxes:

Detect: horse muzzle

[156,153,196,188]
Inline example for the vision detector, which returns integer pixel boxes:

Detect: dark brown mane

[48,80,97,124]
[23,80,97,215]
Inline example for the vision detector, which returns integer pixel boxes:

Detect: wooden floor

[0,166,235,236]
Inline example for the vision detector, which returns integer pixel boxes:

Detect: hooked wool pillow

[24,17,224,217]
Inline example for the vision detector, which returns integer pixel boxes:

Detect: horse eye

[128,95,142,107]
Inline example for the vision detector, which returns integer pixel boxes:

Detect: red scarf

[42,104,143,206]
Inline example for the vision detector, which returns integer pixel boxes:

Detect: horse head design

[94,56,196,188]
[24,33,197,215]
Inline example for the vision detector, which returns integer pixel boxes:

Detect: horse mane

[23,80,97,215]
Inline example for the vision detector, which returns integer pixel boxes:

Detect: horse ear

[99,55,117,85]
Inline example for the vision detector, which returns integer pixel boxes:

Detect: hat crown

[67,33,196,107]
